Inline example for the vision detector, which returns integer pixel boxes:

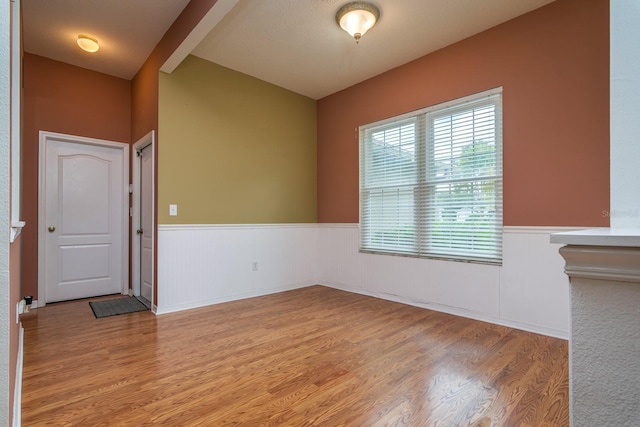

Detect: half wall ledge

[551,228,640,427]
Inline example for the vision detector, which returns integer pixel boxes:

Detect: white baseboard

[321,281,568,339]
[155,281,314,315]
[12,323,23,427]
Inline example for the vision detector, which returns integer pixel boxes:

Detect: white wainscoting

[156,224,318,314]
[157,223,572,338]
[317,224,574,339]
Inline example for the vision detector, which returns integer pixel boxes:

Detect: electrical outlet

[169,204,178,216]
[252,262,258,271]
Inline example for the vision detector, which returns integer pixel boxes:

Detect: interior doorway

[131,131,155,310]
[38,131,130,305]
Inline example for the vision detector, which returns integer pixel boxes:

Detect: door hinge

[129,184,133,194]
[129,207,133,217]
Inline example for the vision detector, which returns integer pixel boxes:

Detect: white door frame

[38,131,130,306]
[131,131,155,310]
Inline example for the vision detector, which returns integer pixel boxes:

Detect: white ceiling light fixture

[77,35,99,53]
[336,1,380,44]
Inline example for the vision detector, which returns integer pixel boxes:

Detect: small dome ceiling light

[77,35,99,53]
[336,1,380,44]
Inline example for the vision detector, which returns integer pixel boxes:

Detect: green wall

[158,55,317,224]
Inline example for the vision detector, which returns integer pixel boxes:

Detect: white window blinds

[359,89,503,264]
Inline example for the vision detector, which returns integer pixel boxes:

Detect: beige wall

[158,55,317,224]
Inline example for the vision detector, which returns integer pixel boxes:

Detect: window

[359,88,502,264]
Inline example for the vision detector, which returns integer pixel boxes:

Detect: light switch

[169,204,178,216]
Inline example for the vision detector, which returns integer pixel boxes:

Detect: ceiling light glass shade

[77,35,99,53]
[336,2,380,43]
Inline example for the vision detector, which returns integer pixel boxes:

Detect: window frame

[359,88,503,264]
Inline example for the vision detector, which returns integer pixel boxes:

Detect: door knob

[136,229,143,235]
[48,226,55,232]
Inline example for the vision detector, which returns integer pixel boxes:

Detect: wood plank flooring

[21,286,569,426]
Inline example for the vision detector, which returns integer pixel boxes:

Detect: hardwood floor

[21,286,569,426]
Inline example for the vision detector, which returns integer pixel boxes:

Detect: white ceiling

[23,0,556,99]
[22,0,191,79]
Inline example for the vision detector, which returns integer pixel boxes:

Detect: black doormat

[89,297,148,318]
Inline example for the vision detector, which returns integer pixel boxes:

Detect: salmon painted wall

[21,53,131,300]
[317,0,609,226]
[8,1,19,420]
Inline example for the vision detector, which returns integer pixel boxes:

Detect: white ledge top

[550,228,640,247]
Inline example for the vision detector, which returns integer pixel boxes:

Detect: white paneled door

[132,131,154,308]
[39,132,129,304]
[139,142,153,303]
